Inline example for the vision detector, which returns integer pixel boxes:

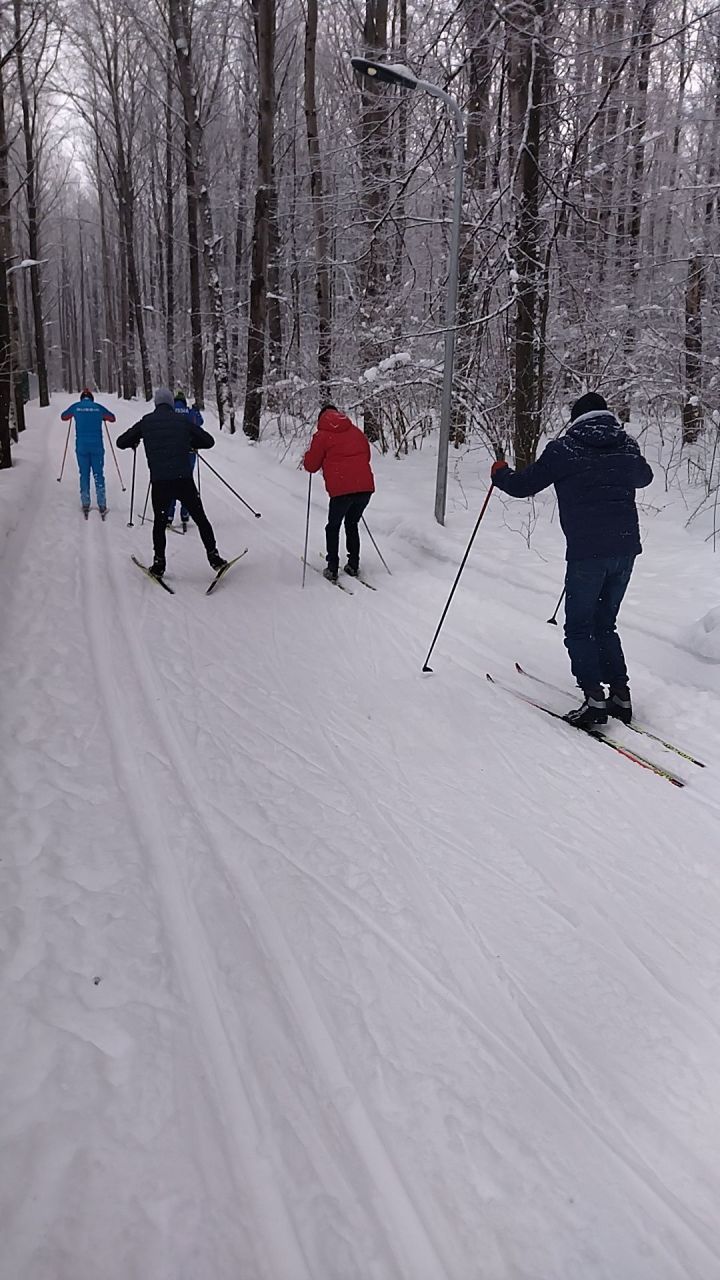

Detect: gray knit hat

[154,386,174,408]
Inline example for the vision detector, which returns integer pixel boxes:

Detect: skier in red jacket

[303,406,375,582]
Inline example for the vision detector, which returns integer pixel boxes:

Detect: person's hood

[318,408,354,434]
[567,410,636,452]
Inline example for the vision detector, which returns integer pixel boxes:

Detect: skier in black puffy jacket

[117,387,227,579]
[491,392,653,729]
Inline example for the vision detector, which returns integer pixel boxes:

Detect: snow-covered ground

[2,396,720,1279]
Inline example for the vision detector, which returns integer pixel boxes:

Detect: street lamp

[351,57,465,525]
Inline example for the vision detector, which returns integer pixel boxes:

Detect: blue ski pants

[564,554,636,693]
[76,445,106,509]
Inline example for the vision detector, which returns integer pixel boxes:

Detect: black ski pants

[151,478,217,566]
[325,491,372,572]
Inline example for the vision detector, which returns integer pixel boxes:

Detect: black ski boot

[608,686,632,725]
[565,689,608,730]
[181,519,188,534]
[208,551,228,573]
[82,504,90,520]
[149,558,166,579]
[323,566,338,583]
[344,564,359,578]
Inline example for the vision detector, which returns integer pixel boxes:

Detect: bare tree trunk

[0,53,12,466]
[592,0,626,280]
[507,0,546,470]
[619,0,655,419]
[165,62,175,391]
[78,213,87,386]
[229,179,245,384]
[456,0,495,444]
[170,0,235,431]
[91,265,102,388]
[183,128,204,408]
[266,183,283,377]
[304,0,332,391]
[13,0,49,406]
[119,221,133,398]
[243,0,276,439]
[357,0,391,442]
[682,254,704,444]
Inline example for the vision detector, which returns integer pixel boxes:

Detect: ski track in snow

[3,400,720,1278]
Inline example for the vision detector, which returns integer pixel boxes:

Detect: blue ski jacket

[116,404,214,481]
[61,400,116,451]
[175,400,203,427]
[492,411,654,560]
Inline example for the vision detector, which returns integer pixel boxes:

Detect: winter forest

[0,0,719,476]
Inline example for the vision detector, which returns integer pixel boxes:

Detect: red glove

[491,459,508,479]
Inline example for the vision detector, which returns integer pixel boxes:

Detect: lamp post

[350,58,465,525]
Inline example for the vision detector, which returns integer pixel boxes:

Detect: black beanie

[570,391,607,421]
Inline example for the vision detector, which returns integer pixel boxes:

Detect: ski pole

[197,454,262,517]
[56,422,72,482]
[547,587,565,626]
[421,483,495,673]
[140,480,151,524]
[104,423,126,491]
[361,516,391,575]
[301,473,312,587]
[127,448,137,527]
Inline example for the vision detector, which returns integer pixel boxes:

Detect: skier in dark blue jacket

[117,387,226,580]
[166,391,203,530]
[491,392,653,728]
[60,390,116,515]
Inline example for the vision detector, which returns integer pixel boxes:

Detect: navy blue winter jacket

[492,411,653,560]
[116,405,214,482]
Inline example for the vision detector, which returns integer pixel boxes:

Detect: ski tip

[485,672,495,683]
[514,662,525,674]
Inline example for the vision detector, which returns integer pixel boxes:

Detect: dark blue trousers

[564,555,636,692]
[325,492,372,572]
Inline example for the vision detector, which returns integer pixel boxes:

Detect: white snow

[3,398,720,1278]
[687,605,720,661]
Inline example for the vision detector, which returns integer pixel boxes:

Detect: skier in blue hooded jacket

[60,389,116,515]
[166,391,203,530]
[491,392,653,729]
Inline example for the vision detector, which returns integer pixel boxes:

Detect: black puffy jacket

[117,405,214,481]
[493,411,653,561]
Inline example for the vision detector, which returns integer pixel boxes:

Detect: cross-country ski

[206,549,248,593]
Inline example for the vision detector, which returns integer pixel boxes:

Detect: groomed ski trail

[5,401,720,1279]
[87,518,450,1279]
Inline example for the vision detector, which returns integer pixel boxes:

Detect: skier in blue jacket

[491,392,653,729]
[60,390,116,516]
[166,391,202,531]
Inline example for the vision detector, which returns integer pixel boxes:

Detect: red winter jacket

[303,409,375,498]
